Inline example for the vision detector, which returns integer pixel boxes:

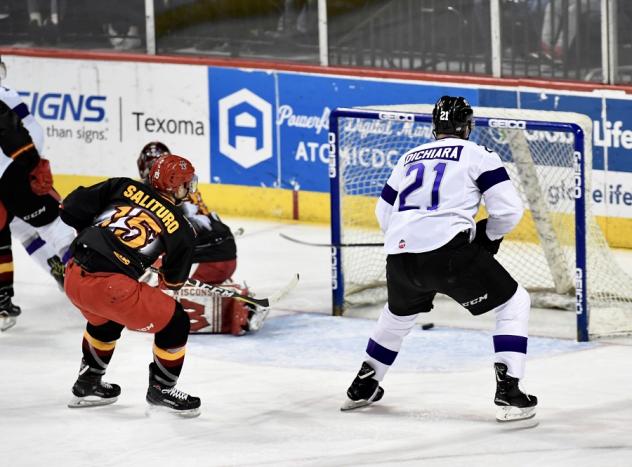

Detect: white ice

[2,218,632,467]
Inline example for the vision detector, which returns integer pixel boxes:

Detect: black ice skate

[146,371,201,418]
[0,293,21,332]
[341,361,384,411]
[68,363,121,408]
[494,362,537,422]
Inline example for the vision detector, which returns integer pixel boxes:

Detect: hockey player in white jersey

[341,96,537,422]
[0,55,74,330]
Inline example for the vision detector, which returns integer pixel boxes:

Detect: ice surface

[2,218,631,467]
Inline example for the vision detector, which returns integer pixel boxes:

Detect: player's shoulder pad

[0,86,23,107]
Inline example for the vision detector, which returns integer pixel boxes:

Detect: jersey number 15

[398,162,447,212]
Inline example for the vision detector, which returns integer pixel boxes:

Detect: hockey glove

[474,218,503,255]
[29,158,54,195]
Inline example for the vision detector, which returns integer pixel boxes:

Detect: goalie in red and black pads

[138,142,261,336]
[61,154,202,417]
[342,96,537,422]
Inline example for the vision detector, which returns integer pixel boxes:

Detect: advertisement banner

[209,67,277,187]
[3,56,210,182]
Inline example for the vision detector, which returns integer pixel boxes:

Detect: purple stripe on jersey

[12,102,29,120]
[380,183,398,206]
[61,248,72,265]
[25,236,46,255]
[493,335,528,354]
[476,167,510,193]
[366,338,398,365]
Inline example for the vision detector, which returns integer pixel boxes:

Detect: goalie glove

[473,218,503,255]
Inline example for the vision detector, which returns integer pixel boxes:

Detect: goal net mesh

[332,105,632,338]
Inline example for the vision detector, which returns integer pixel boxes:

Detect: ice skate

[0,293,21,332]
[494,363,537,422]
[341,362,384,411]
[68,363,121,408]
[146,368,201,418]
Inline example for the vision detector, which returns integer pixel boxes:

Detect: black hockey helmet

[137,141,171,180]
[432,95,473,139]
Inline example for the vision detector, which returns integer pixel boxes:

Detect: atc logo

[218,88,272,169]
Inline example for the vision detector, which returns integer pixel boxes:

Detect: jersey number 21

[398,162,447,212]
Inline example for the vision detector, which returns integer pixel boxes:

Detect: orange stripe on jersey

[158,271,185,289]
[83,330,117,351]
[153,344,186,361]
[10,143,35,159]
[0,262,14,274]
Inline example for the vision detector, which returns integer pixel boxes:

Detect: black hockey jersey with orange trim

[61,177,195,289]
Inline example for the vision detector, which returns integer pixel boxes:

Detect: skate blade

[145,403,201,418]
[340,398,376,411]
[68,395,118,408]
[1,316,17,332]
[496,405,536,423]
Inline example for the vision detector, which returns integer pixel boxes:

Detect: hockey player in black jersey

[138,141,267,335]
[61,154,202,417]
[342,96,537,422]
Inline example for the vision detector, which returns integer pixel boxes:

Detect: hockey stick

[185,273,299,308]
[279,233,383,248]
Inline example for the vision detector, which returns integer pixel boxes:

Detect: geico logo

[133,112,205,135]
[378,112,415,122]
[573,150,582,198]
[19,91,106,122]
[341,147,399,169]
[488,118,526,129]
[330,247,338,290]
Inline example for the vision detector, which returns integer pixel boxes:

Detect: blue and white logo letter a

[219,89,272,169]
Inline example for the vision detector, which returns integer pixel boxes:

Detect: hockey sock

[0,247,14,296]
[492,285,530,379]
[364,305,418,381]
[81,327,121,375]
[152,304,190,386]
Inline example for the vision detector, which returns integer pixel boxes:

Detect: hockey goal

[329,105,632,341]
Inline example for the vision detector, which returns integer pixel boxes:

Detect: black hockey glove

[474,218,503,255]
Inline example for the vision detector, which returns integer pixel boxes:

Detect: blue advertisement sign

[209,67,277,187]
[208,66,632,194]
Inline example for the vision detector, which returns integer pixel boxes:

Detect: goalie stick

[279,233,383,248]
[148,266,299,308]
[186,273,299,308]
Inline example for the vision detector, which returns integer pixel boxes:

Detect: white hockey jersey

[375,136,523,254]
[0,85,44,178]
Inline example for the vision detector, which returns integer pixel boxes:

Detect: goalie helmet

[149,154,197,197]
[138,141,171,180]
[432,95,473,139]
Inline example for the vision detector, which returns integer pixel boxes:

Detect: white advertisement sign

[2,56,210,182]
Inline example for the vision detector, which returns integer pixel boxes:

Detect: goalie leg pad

[174,283,255,335]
